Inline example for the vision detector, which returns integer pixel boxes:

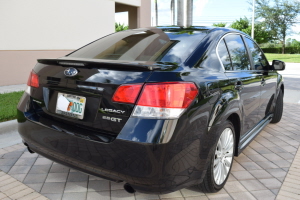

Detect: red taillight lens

[137,82,198,108]
[27,71,39,88]
[112,84,143,104]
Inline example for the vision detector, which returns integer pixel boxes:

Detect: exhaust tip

[27,147,35,153]
[23,142,35,154]
[27,147,35,154]
[124,183,135,193]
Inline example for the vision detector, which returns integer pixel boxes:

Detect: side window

[224,35,251,71]
[244,37,268,70]
[218,39,232,70]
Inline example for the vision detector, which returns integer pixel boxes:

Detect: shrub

[261,47,300,54]
[115,23,128,32]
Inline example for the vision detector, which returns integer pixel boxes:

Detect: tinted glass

[68,29,206,64]
[218,39,232,70]
[225,35,250,70]
[244,37,268,70]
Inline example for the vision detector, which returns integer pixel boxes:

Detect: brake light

[133,82,198,119]
[112,82,198,119]
[27,71,39,88]
[112,84,143,104]
[137,82,198,108]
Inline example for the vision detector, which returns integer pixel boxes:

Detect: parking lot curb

[0,120,18,135]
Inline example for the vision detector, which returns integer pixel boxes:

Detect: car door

[219,34,262,136]
[243,37,278,120]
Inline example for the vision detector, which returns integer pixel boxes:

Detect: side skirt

[237,114,273,155]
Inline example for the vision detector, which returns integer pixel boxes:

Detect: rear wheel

[197,120,235,193]
[270,90,283,123]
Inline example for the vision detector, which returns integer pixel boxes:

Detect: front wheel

[197,120,235,193]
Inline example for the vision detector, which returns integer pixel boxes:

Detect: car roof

[131,26,249,38]
[157,26,214,31]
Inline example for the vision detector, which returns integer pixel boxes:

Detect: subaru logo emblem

[64,68,78,77]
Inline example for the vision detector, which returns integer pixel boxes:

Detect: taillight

[112,84,143,104]
[27,71,39,88]
[137,82,198,108]
[134,82,198,119]
[112,82,198,119]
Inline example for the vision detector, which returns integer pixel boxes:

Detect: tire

[197,120,235,193]
[270,90,283,123]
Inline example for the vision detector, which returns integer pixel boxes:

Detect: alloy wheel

[213,127,234,185]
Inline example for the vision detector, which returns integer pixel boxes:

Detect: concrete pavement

[0,84,25,148]
[0,84,26,94]
[278,63,300,104]
[0,120,22,149]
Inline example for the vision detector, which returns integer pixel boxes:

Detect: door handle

[234,81,243,91]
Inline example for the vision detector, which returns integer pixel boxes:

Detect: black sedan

[17,26,285,194]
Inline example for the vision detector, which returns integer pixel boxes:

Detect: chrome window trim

[216,33,239,72]
[216,33,252,72]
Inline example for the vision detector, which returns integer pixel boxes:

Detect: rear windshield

[68,28,207,64]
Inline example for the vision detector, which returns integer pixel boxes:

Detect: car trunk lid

[30,58,157,140]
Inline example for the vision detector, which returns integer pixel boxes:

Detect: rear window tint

[68,29,207,64]
[225,34,251,71]
[218,39,232,70]
[244,37,268,70]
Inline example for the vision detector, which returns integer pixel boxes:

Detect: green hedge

[261,47,300,54]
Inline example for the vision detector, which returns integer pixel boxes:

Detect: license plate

[55,93,86,119]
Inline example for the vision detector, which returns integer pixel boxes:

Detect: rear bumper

[18,114,207,193]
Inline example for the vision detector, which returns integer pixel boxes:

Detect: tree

[213,18,271,44]
[155,0,158,26]
[230,17,272,44]
[254,0,300,53]
[286,38,300,47]
[170,0,175,25]
[230,17,249,31]
[213,22,227,27]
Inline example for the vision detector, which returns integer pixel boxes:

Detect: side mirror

[272,60,285,70]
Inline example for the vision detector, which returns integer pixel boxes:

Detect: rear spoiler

[37,58,161,71]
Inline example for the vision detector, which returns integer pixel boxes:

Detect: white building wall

[0,0,115,50]
[0,0,150,86]
[115,0,141,7]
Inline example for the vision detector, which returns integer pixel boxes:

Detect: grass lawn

[0,91,24,122]
[265,53,300,63]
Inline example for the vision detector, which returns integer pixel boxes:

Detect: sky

[115,0,300,40]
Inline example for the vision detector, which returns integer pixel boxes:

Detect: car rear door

[219,34,262,136]
[243,37,278,120]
